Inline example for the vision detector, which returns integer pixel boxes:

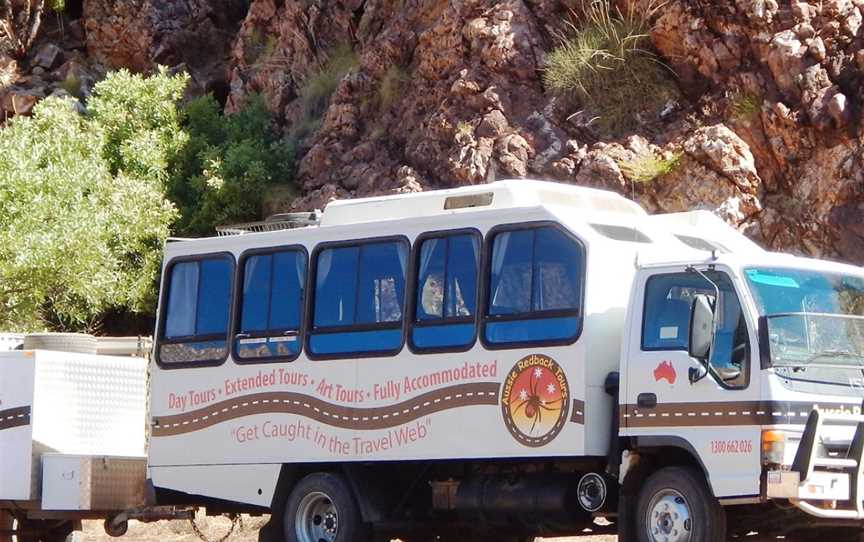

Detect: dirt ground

[80,515,611,542]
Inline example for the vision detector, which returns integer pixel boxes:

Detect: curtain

[165,262,199,338]
[490,232,512,309]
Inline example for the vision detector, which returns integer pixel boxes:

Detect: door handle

[637,393,657,408]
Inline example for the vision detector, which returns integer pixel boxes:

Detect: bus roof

[318,179,647,227]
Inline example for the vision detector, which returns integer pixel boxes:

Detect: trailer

[0,348,152,541]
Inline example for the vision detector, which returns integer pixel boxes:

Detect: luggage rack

[215,211,322,236]
[785,407,864,519]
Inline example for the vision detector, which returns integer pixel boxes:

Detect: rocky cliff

[6,0,864,263]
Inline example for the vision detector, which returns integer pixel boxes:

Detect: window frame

[480,221,587,350]
[407,228,483,354]
[232,244,309,365]
[156,251,237,369]
[640,270,751,390]
[306,235,411,360]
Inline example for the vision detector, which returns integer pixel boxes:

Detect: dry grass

[616,151,682,183]
[543,0,678,135]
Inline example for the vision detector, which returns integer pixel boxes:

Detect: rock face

[82,0,248,96]
[12,0,864,263]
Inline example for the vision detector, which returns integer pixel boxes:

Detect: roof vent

[216,210,322,236]
[444,192,494,210]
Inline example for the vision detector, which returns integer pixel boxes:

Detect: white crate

[41,454,147,511]
[0,350,147,502]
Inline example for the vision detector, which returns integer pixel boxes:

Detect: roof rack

[216,210,322,236]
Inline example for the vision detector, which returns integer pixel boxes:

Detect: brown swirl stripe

[570,399,585,425]
[622,400,864,428]
[0,406,31,431]
[152,382,500,437]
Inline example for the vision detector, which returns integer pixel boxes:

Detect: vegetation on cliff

[0,68,290,332]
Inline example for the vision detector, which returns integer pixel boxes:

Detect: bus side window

[309,238,409,357]
[235,249,306,362]
[483,225,584,347]
[158,255,234,366]
[411,232,480,351]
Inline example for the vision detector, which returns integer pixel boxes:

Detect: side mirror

[688,294,715,361]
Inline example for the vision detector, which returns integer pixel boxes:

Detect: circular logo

[501,354,570,447]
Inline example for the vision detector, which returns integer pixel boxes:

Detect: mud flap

[617,494,637,542]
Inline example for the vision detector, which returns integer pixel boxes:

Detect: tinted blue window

[489,230,533,315]
[447,235,479,317]
[241,251,305,333]
[412,323,475,349]
[314,246,359,327]
[240,255,272,332]
[310,329,403,355]
[237,250,306,361]
[197,258,233,335]
[357,242,407,324]
[270,251,305,330]
[642,273,741,353]
[486,317,580,344]
[533,227,581,311]
[412,233,480,351]
[160,255,233,365]
[485,226,583,346]
[165,261,199,339]
[311,240,408,356]
[416,238,447,320]
[416,234,479,321]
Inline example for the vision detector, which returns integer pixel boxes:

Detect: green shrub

[170,94,293,236]
[543,0,678,135]
[88,68,189,183]
[617,151,682,183]
[0,98,176,331]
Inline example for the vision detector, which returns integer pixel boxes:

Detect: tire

[284,472,369,542]
[635,467,725,542]
[23,333,98,354]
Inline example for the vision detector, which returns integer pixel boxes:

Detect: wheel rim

[644,488,692,542]
[295,491,339,542]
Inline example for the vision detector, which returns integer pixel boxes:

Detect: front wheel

[636,467,725,542]
[284,472,369,542]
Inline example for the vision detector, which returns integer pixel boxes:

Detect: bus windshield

[745,267,864,369]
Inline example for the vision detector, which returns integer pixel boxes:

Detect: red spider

[512,368,564,433]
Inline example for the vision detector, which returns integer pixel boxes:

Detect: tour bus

[148,179,864,542]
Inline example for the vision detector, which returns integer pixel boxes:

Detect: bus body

[147,180,864,542]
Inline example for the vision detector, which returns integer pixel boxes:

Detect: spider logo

[501,354,570,447]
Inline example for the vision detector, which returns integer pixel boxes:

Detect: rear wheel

[284,472,369,542]
[636,467,725,542]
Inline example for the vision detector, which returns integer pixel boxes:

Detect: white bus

[146,180,864,542]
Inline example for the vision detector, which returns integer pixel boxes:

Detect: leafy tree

[0,98,176,331]
[88,68,190,183]
[0,67,291,332]
[170,93,293,236]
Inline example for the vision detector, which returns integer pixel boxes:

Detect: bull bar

[777,408,864,519]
